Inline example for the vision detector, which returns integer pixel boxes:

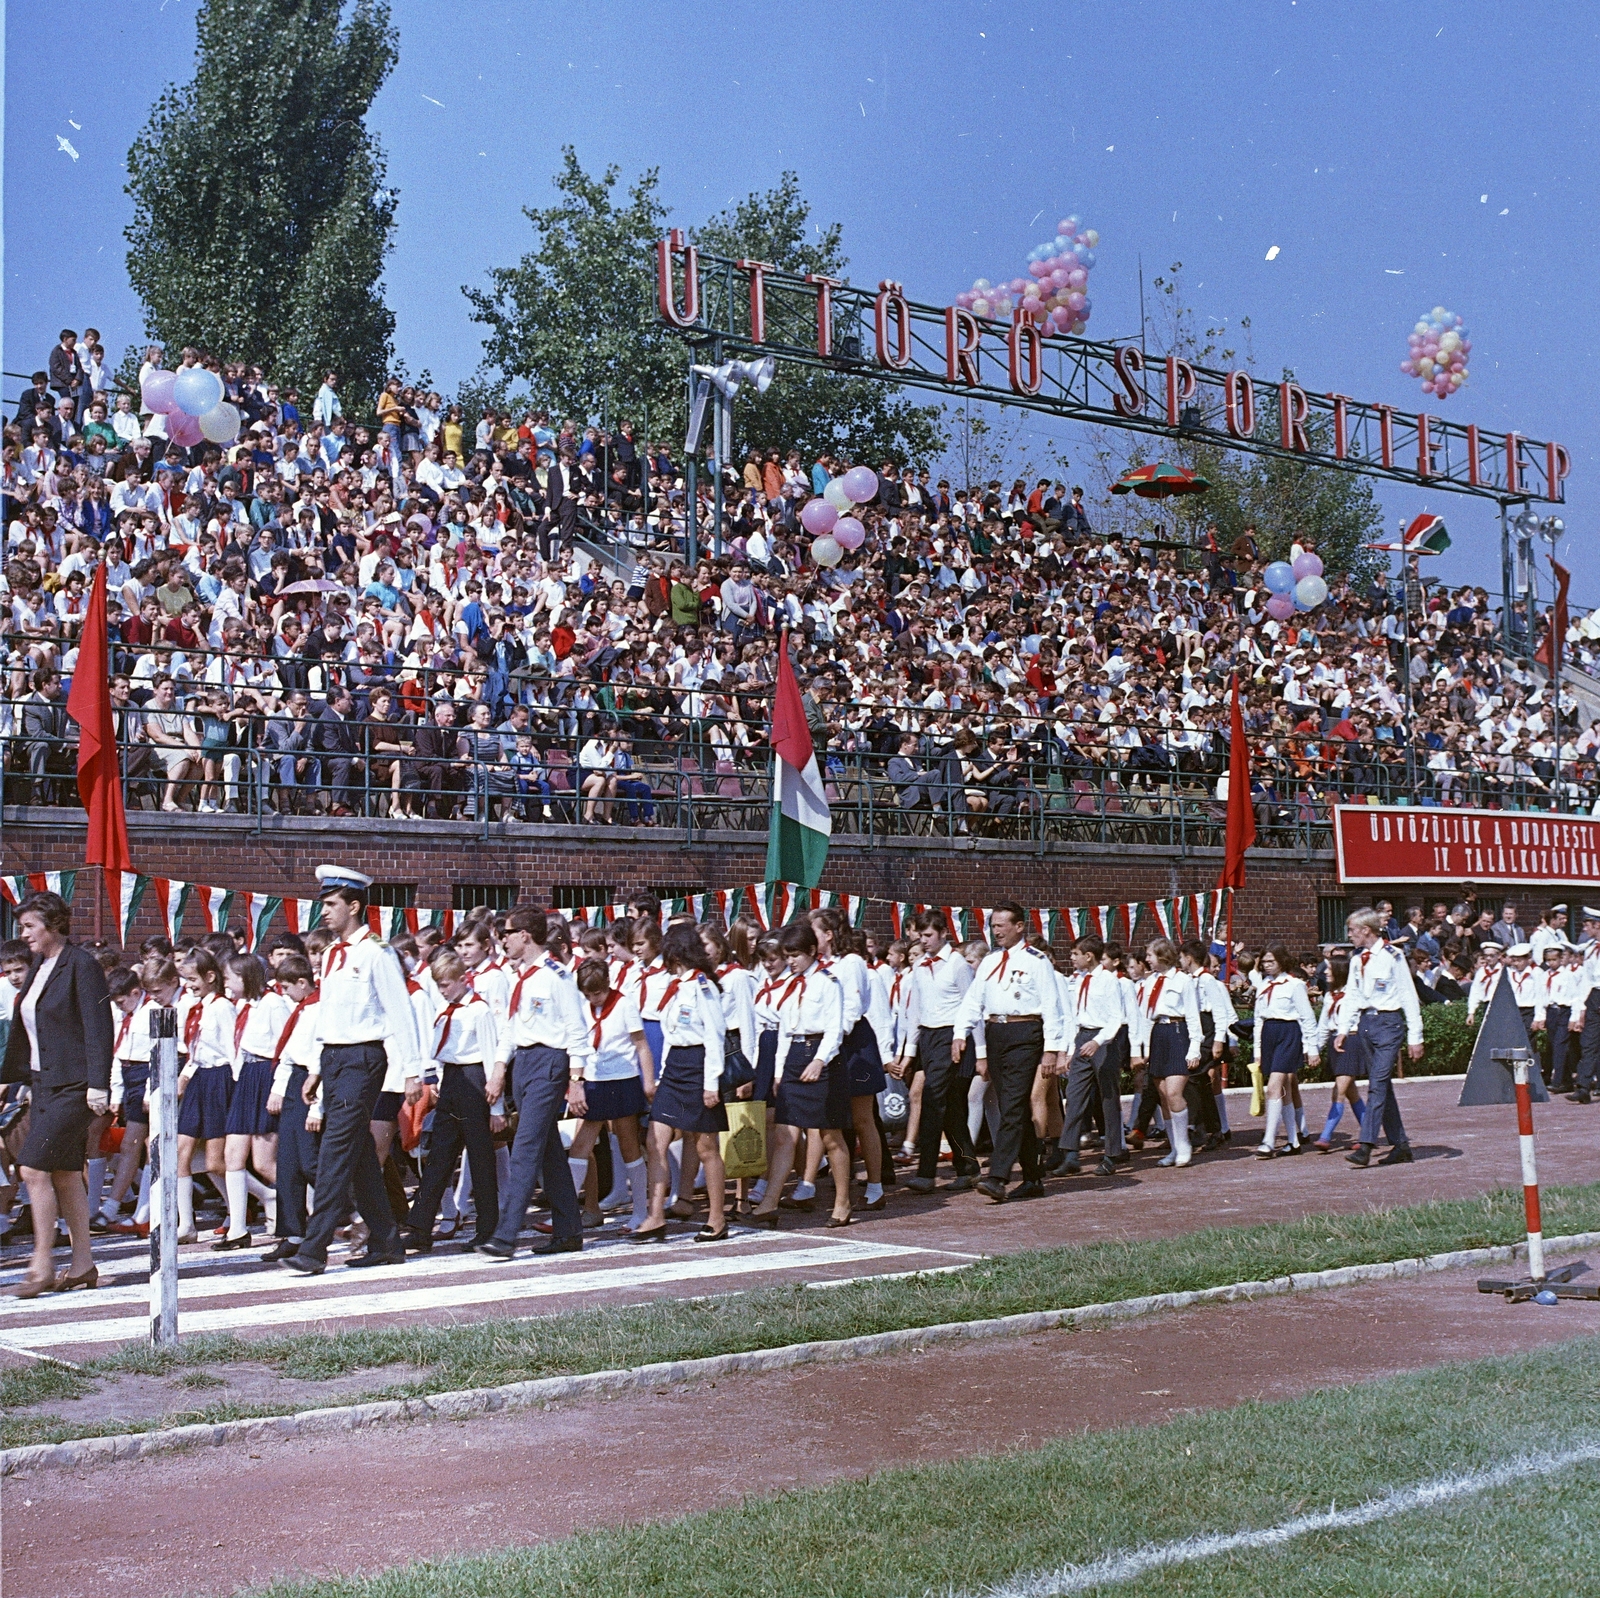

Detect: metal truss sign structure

[656,233,1568,505]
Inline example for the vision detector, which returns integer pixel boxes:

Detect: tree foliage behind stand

[124,0,398,414]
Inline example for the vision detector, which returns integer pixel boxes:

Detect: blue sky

[4,0,1596,604]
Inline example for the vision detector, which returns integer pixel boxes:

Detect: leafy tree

[124,0,398,414]
[465,156,946,464]
[464,148,679,431]
[690,174,945,465]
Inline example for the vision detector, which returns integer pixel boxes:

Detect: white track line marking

[967,1441,1600,1597]
[2,1240,946,1350]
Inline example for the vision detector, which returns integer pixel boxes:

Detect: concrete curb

[7,1230,1594,1477]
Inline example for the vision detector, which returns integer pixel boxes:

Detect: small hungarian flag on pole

[765,629,831,889]
[1368,512,1451,554]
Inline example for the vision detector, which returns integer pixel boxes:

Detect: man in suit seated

[888,734,938,814]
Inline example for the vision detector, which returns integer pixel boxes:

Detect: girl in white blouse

[1313,955,1368,1151]
[1252,944,1319,1157]
[175,949,235,1243]
[634,925,729,1244]
[572,957,654,1235]
[748,922,853,1229]
[217,953,289,1249]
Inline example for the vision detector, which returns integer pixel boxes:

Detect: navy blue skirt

[650,1046,728,1135]
[841,1017,886,1097]
[1148,1020,1193,1080]
[178,1066,233,1139]
[225,1054,280,1136]
[774,1038,852,1130]
[121,1063,150,1125]
[583,1074,649,1122]
[752,1030,779,1102]
[719,1031,757,1100]
[1258,1018,1305,1078]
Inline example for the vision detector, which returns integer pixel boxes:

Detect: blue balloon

[1262,561,1296,595]
[172,365,224,417]
[1078,248,1097,269]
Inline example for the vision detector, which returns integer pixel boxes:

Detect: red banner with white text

[1334,804,1600,887]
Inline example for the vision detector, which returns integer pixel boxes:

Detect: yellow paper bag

[1249,1061,1265,1119]
[720,1098,768,1179]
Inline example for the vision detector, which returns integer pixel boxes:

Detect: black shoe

[692,1224,729,1243]
[1095,1157,1117,1177]
[1378,1145,1414,1166]
[778,1194,816,1211]
[476,1239,517,1260]
[1047,1150,1078,1176]
[949,1173,978,1193]
[1280,1141,1304,1156]
[903,1175,936,1194]
[399,1229,432,1254]
[1,1214,36,1244]
[533,1235,582,1256]
[347,1250,406,1268]
[1345,1146,1372,1168]
[211,1231,255,1252]
[975,1177,1008,1203]
[1108,1151,1132,1165]
[90,1214,116,1235]
[1014,1179,1046,1200]
[1577,1090,1592,1104]
[283,1252,326,1275]
[261,1239,299,1263]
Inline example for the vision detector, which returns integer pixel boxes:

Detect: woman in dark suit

[1,891,113,1296]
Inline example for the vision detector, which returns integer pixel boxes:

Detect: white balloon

[810,534,843,567]
[198,402,241,444]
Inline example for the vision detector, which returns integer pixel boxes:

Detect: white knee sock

[667,1141,682,1202]
[177,1175,195,1236]
[1170,1108,1192,1164]
[967,1075,986,1142]
[87,1157,107,1218]
[625,1157,648,1230]
[225,1170,251,1237]
[569,1156,590,1205]
[1296,1105,1307,1138]
[602,1135,630,1209]
[135,1163,151,1226]
[1262,1099,1282,1150]
[244,1171,273,1203]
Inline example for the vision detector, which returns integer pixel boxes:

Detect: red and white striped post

[1513,1059,1546,1283]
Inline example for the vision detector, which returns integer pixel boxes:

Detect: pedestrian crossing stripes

[0,1238,962,1352]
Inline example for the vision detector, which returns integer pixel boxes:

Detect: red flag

[1219,673,1254,891]
[65,564,133,874]
[1536,560,1571,672]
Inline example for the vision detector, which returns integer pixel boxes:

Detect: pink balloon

[1292,552,1323,581]
[1029,261,1048,278]
[1067,292,1087,311]
[832,516,865,550]
[141,368,177,415]
[841,465,879,503]
[799,498,838,536]
[165,409,202,446]
[1265,593,1296,621]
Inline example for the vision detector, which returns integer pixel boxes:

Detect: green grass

[7,1179,1600,1453]
[247,1335,1600,1598]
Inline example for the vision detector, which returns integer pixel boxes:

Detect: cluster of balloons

[953,214,1100,335]
[139,365,241,448]
[1400,307,1470,400]
[1261,551,1327,621]
[799,465,877,566]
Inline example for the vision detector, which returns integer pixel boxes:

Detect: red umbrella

[1110,462,1212,498]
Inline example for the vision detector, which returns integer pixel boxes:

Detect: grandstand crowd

[0,329,1594,829]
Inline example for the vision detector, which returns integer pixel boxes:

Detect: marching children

[1251,944,1319,1157]
[570,956,654,1235]
[1313,954,1366,1151]
[175,949,235,1243]
[217,952,288,1249]
[263,954,319,1262]
[1131,938,1203,1168]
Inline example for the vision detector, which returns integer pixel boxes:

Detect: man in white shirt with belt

[1334,908,1423,1167]
[895,910,979,1195]
[285,866,425,1274]
[1565,907,1600,1103]
[956,902,1065,1202]
[480,905,593,1259]
[1053,935,1129,1178]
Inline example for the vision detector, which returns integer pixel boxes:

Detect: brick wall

[2,811,1352,952]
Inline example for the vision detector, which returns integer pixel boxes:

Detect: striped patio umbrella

[1110,462,1212,498]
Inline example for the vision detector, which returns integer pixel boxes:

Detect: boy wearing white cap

[283,865,424,1275]
[1566,906,1600,1102]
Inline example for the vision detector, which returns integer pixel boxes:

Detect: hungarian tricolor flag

[1369,512,1451,555]
[765,630,831,889]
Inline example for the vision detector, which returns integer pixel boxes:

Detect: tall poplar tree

[124,0,398,412]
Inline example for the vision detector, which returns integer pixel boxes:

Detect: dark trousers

[1356,1010,1409,1149]
[274,1065,317,1239]
[1578,992,1600,1091]
[409,1065,499,1243]
[985,1019,1044,1185]
[300,1043,399,1263]
[914,1025,979,1181]
[1059,1026,1125,1160]
[494,1045,580,1247]
[1547,1004,1574,1090]
[323,753,363,811]
[402,760,466,813]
